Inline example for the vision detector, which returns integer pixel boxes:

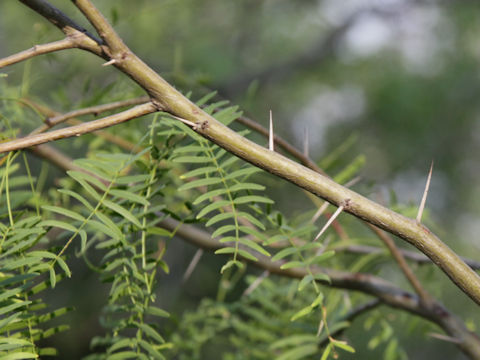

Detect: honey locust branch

[12,0,480,305]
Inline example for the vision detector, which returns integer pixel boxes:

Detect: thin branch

[0,38,75,68]
[72,0,126,53]
[0,102,157,153]
[159,217,480,359]
[30,96,150,134]
[19,0,104,55]
[23,98,142,152]
[339,244,480,270]
[367,224,433,306]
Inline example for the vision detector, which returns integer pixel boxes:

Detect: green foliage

[169,276,356,360]
[0,91,428,360]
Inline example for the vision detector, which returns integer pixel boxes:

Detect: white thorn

[427,333,460,344]
[416,161,434,223]
[269,110,274,151]
[311,201,329,223]
[314,205,344,242]
[303,127,309,158]
[170,114,197,129]
[182,249,204,282]
[317,319,324,336]
[102,59,117,66]
[243,270,269,297]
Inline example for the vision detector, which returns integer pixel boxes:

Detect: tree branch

[0,102,157,153]
[159,217,480,359]
[337,244,480,271]
[0,38,76,68]
[15,0,480,306]
[29,96,150,134]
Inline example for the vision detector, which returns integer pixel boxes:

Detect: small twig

[29,96,150,134]
[417,160,434,223]
[183,249,204,283]
[0,38,75,68]
[368,224,433,307]
[0,102,157,153]
[72,0,126,53]
[335,244,480,270]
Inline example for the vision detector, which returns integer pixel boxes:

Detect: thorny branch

[3,0,480,307]
[1,0,479,337]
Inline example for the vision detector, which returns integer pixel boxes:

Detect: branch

[0,102,157,153]
[16,0,480,305]
[0,38,76,68]
[160,217,480,359]
[337,244,480,271]
[367,223,433,306]
[29,96,150,134]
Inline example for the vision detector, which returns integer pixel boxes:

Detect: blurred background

[1,0,480,359]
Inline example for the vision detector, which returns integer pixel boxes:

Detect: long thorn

[269,110,274,151]
[183,249,204,282]
[417,160,434,223]
[303,126,309,158]
[311,201,330,223]
[243,270,269,297]
[314,205,344,242]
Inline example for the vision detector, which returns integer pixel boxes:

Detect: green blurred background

[1,1,480,359]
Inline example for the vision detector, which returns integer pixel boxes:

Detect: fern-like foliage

[45,143,174,359]
[0,152,72,358]
[170,94,274,273]
[169,275,357,360]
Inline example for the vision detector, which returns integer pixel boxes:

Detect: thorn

[317,319,324,336]
[427,333,460,344]
[416,160,434,223]
[170,114,197,129]
[344,176,361,188]
[303,127,309,157]
[243,270,269,297]
[314,205,344,242]
[269,110,274,151]
[311,201,330,223]
[102,59,117,66]
[182,249,203,283]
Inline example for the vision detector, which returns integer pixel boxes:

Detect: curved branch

[160,217,480,359]
[29,96,150,134]
[0,102,157,153]
[0,38,75,68]
[16,0,480,305]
